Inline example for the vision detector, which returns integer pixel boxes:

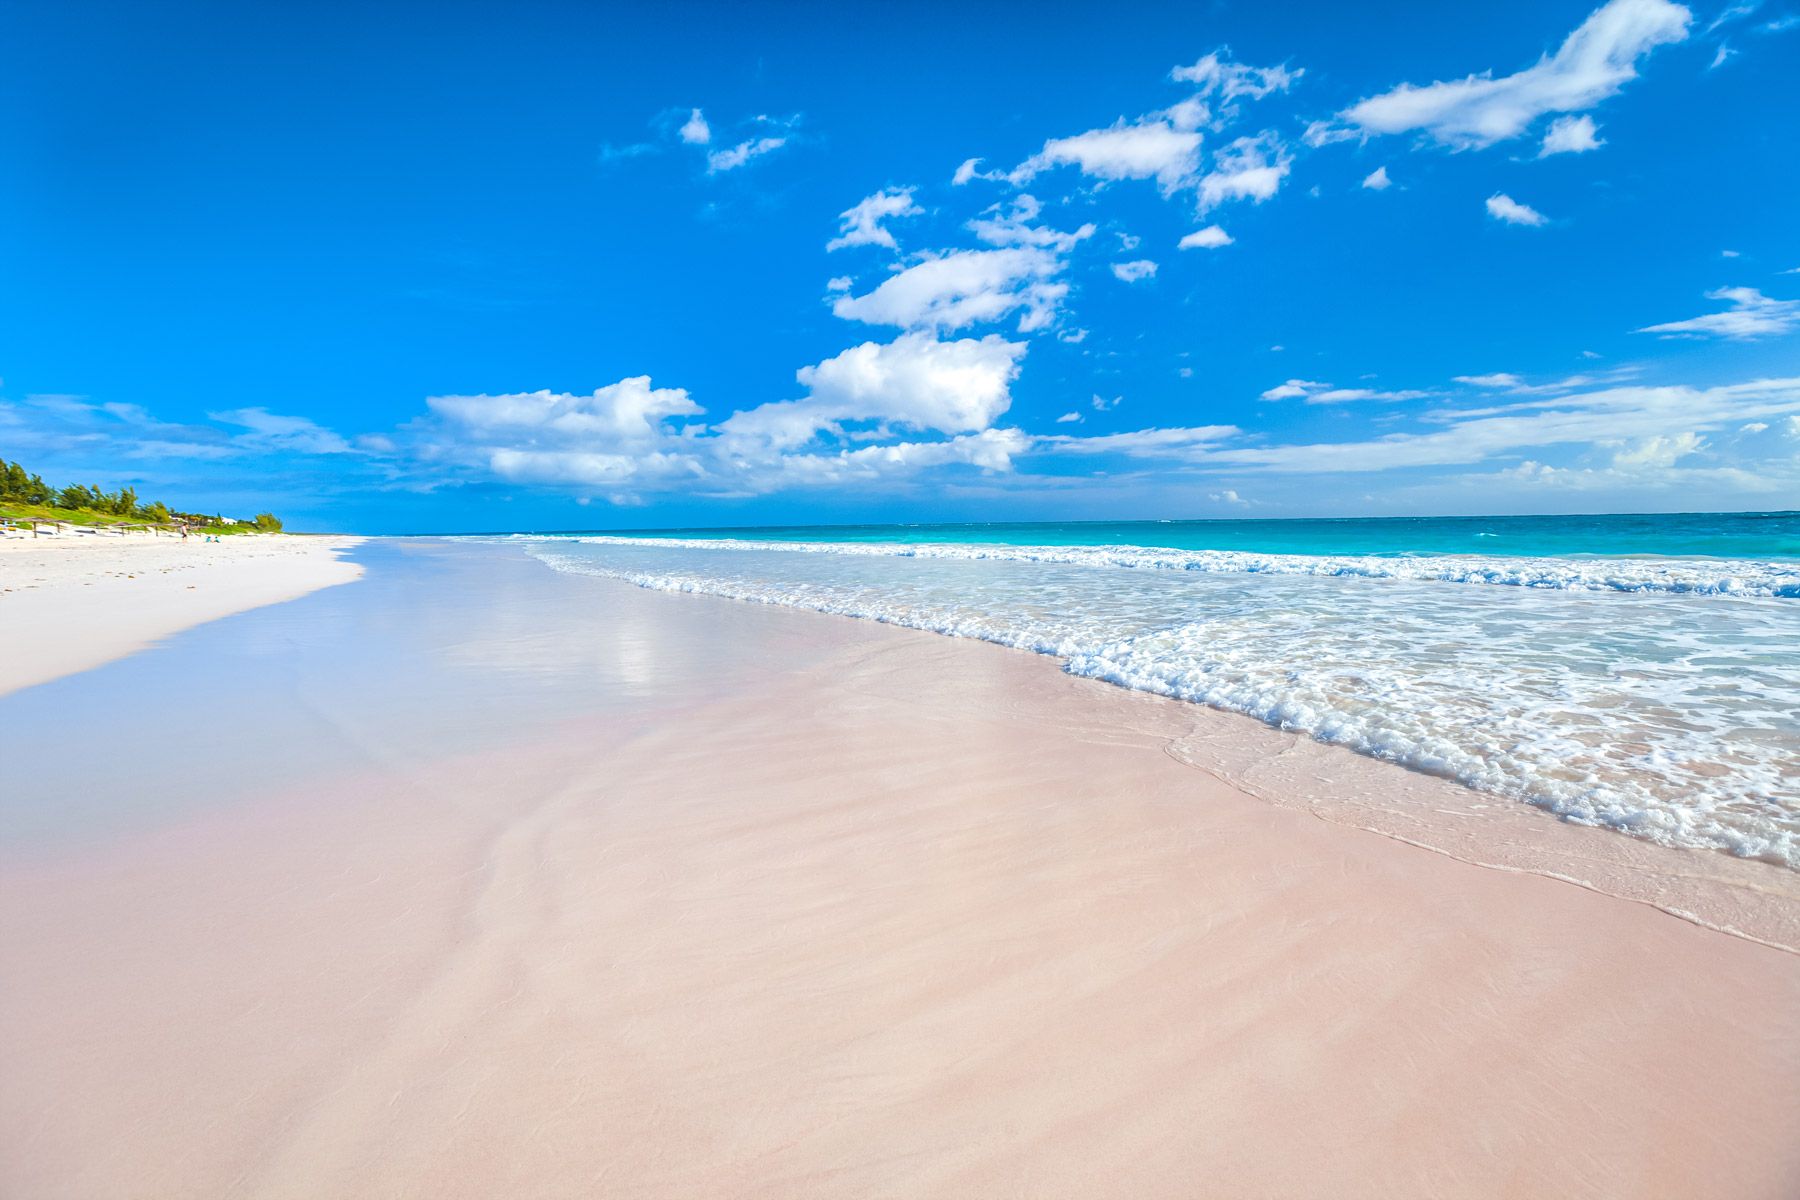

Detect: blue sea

[508,511,1800,867]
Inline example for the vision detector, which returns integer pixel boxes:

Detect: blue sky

[2,0,1797,532]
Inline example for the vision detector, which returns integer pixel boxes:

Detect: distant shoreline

[0,534,365,696]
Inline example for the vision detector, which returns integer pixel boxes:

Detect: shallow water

[520,526,1800,868]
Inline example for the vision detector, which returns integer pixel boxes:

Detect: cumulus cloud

[1540,113,1604,154]
[830,245,1079,333]
[1012,119,1204,194]
[1637,286,1800,339]
[1611,430,1704,468]
[418,333,1034,497]
[678,108,711,145]
[425,379,704,445]
[1486,193,1548,225]
[1362,166,1392,190]
[826,187,923,252]
[1198,134,1291,210]
[1336,0,1691,148]
[1111,259,1159,282]
[1178,224,1234,249]
[784,332,1025,438]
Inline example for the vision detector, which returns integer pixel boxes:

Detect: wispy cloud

[707,135,788,173]
[1332,0,1690,148]
[1637,286,1800,338]
[826,187,923,252]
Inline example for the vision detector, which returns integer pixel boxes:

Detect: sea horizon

[435,507,1800,560]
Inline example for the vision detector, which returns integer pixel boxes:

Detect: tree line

[1,457,282,532]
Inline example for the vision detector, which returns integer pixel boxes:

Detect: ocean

[509,511,1800,867]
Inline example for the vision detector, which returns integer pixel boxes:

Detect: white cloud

[707,136,787,173]
[1486,192,1549,226]
[830,243,1080,333]
[1338,0,1691,148]
[1170,52,1302,102]
[1040,424,1240,457]
[1209,376,1800,474]
[1198,134,1291,210]
[1179,225,1234,249]
[1260,378,1328,400]
[678,108,711,145]
[1012,119,1204,193]
[1209,488,1248,505]
[1454,373,1525,388]
[952,157,1005,185]
[1611,430,1704,468]
[1706,2,1761,34]
[1637,286,1800,339]
[1259,379,1426,404]
[1308,388,1429,405]
[1540,113,1604,155]
[1111,259,1158,282]
[967,194,1097,252]
[1092,394,1122,411]
[1361,166,1392,190]
[1056,411,1084,424]
[417,334,1035,498]
[425,379,703,444]
[826,187,923,252]
[719,331,1026,453]
[1720,249,1740,258]
[210,407,355,454]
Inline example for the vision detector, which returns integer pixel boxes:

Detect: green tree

[252,511,283,533]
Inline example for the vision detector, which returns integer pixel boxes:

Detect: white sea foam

[523,538,1800,869]
[531,535,1800,598]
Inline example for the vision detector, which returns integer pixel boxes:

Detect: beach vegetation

[0,455,282,533]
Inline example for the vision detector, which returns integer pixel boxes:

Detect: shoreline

[530,547,1799,951]
[1,540,1794,1197]
[0,533,364,696]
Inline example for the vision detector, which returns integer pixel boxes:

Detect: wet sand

[1,539,1795,1198]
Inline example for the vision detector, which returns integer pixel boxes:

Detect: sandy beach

[1,539,1795,1199]
[0,532,363,696]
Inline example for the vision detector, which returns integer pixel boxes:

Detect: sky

[1,0,1797,533]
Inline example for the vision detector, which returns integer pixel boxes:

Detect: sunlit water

[514,515,1800,867]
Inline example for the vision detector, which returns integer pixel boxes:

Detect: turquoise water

[535,511,1800,561]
